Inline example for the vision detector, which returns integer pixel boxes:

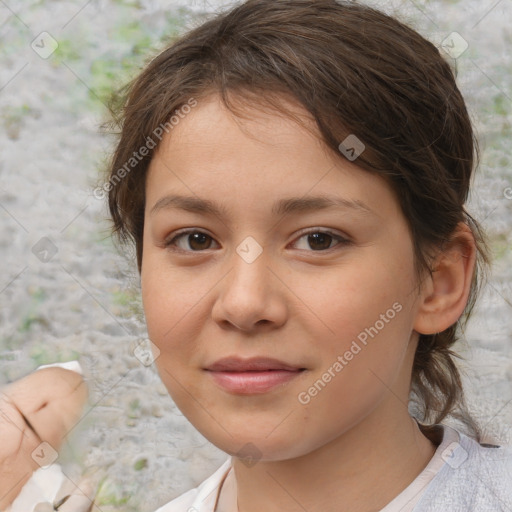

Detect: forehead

[157,93,324,156]
[145,93,400,221]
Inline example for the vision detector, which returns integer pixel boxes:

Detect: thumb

[54,476,97,512]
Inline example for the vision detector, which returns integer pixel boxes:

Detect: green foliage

[112,287,137,307]
[30,343,80,367]
[128,398,141,418]
[1,104,36,139]
[95,476,131,507]
[133,457,148,471]
[493,94,511,117]
[88,15,184,109]
[52,38,83,65]
[491,233,510,261]
[16,288,47,334]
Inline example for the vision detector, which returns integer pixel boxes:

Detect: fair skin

[141,93,476,512]
[0,368,89,510]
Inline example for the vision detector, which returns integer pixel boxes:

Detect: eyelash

[163,228,352,254]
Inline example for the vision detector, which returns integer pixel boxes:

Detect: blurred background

[0,0,511,510]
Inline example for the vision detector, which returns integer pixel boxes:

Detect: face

[141,94,424,461]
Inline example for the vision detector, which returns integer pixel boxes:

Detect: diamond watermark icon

[31,32,58,59]
[236,236,263,264]
[133,339,161,366]
[32,237,58,263]
[338,134,365,162]
[441,441,468,469]
[31,441,58,468]
[236,442,262,468]
[440,32,468,59]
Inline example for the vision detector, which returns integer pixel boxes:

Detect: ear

[414,222,476,335]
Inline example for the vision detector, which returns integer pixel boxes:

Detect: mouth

[204,357,306,394]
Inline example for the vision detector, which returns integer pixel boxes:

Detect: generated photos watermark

[93,98,198,200]
[297,301,403,405]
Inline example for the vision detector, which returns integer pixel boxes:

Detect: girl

[104,0,512,511]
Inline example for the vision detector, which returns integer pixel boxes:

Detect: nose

[211,246,288,332]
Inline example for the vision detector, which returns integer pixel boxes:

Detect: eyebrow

[150,194,374,218]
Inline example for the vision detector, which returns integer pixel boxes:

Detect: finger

[56,494,94,512]
[56,477,96,512]
[0,394,42,509]
[0,368,88,510]
[3,368,88,449]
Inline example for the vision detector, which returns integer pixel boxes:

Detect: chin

[195,424,310,463]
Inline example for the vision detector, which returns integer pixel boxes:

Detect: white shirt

[154,424,512,512]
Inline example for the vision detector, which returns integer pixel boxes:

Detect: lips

[206,357,304,372]
[204,357,306,394]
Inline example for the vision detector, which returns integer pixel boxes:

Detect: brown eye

[306,232,334,251]
[187,232,213,250]
[293,230,350,252]
[165,231,217,252]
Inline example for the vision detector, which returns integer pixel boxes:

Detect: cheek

[295,252,418,410]
[293,304,413,452]
[141,254,193,340]
[141,255,209,396]
[141,266,202,409]
[301,255,416,345]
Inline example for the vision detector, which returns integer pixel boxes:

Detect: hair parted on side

[105,0,490,438]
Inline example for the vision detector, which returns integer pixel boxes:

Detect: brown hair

[106,0,489,437]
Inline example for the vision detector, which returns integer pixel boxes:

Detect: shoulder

[457,428,512,487]
[415,425,512,512]
[154,458,232,512]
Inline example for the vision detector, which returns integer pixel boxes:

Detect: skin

[0,367,89,510]
[141,93,476,512]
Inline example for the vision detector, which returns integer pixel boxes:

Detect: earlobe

[414,223,476,335]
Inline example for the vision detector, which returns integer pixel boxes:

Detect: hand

[32,475,96,512]
[0,367,88,510]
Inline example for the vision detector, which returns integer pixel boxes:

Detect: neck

[229,407,437,512]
